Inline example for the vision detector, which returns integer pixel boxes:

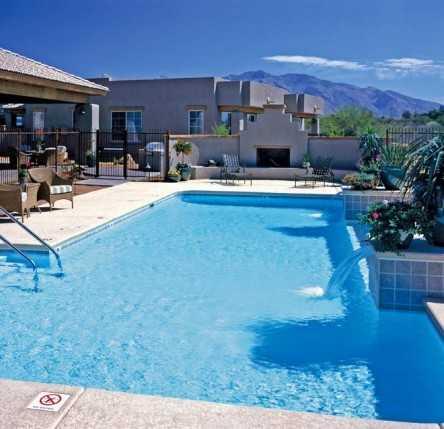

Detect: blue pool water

[0,193,443,422]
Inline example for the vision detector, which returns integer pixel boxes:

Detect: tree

[402,110,412,120]
[320,107,377,136]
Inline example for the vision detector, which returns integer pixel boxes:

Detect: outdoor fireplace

[256,148,290,167]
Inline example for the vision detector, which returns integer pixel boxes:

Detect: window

[15,115,24,128]
[111,111,143,139]
[247,113,257,123]
[188,110,204,134]
[220,112,232,134]
[33,111,45,131]
[112,112,126,131]
[126,111,142,133]
[290,114,303,130]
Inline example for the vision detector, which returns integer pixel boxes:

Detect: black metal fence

[386,127,444,145]
[95,130,169,180]
[0,129,169,184]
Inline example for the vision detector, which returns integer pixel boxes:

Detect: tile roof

[0,48,108,92]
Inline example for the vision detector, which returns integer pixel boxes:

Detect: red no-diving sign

[39,393,62,406]
[28,391,70,412]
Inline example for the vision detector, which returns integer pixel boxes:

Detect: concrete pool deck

[0,179,341,249]
[0,179,442,428]
[1,379,439,429]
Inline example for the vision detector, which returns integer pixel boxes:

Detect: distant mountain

[225,70,440,118]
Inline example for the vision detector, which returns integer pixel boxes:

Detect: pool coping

[0,378,439,428]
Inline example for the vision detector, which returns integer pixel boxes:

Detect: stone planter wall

[343,189,404,220]
[369,243,444,311]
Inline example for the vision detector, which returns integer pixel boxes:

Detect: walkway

[2,379,437,429]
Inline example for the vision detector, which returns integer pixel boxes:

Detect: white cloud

[382,58,434,69]
[262,54,444,80]
[262,55,367,71]
[374,58,444,80]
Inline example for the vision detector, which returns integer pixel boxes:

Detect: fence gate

[94,130,169,180]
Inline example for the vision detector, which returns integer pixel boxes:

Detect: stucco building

[19,76,323,136]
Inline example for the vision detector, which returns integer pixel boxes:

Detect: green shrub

[342,173,377,190]
[359,160,381,176]
[403,135,444,211]
[212,123,230,136]
[380,143,408,168]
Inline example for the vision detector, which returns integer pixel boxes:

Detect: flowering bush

[361,201,430,252]
[342,173,378,190]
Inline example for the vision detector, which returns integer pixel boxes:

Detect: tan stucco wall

[239,106,308,167]
[308,137,360,169]
[169,135,240,166]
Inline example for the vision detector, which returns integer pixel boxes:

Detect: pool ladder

[0,207,63,283]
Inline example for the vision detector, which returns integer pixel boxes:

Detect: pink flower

[372,212,380,220]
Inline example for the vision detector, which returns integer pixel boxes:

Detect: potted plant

[85,150,96,168]
[167,168,181,182]
[359,128,382,166]
[379,143,408,190]
[173,140,193,181]
[35,139,45,152]
[18,164,28,190]
[302,153,311,173]
[361,201,428,252]
[402,135,444,245]
[68,164,84,180]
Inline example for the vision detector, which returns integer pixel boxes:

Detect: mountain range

[225,71,440,118]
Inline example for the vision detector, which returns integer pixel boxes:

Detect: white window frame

[247,113,257,123]
[188,110,204,135]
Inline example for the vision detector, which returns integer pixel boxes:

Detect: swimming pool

[0,193,443,422]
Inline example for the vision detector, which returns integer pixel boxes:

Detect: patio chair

[311,166,335,186]
[0,182,40,222]
[294,158,335,187]
[221,154,251,185]
[7,146,31,169]
[28,167,74,209]
[41,147,57,167]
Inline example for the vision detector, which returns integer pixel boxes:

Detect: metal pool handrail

[0,207,63,272]
[0,233,37,273]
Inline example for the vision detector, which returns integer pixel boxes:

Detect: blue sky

[1,0,444,102]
